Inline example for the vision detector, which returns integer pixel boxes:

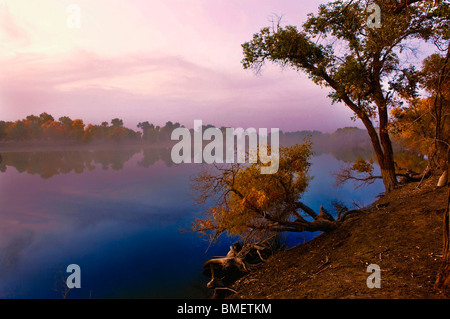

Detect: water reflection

[0,147,174,179]
[0,146,417,298]
[0,144,425,179]
[0,147,217,298]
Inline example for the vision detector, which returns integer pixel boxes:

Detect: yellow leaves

[390,95,448,157]
[256,191,268,208]
[71,119,85,130]
[351,156,374,174]
[191,142,313,239]
[390,52,450,164]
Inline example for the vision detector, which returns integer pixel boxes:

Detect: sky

[0,0,437,132]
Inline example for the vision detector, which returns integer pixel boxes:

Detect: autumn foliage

[390,53,450,172]
[190,141,357,244]
[0,113,181,144]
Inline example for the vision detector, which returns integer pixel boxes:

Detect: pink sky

[0,0,432,132]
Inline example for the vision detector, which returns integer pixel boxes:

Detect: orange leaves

[0,113,143,143]
[191,141,313,240]
[390,96,447,157]
[351,156,374,174]
[41,120,66,139]
[71,119,85,131]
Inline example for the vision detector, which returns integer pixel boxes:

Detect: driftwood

[203,241,274,297]
[201,200,368,298]
[202,205,366,292]
[398,167,432,184]
[203,243,247,289]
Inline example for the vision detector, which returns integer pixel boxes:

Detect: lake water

[0,147,383,299]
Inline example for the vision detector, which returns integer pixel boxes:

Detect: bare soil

[229,176,450,299]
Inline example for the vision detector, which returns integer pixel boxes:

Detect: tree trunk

[377,88,398,193]
[362,130,398,194]
[321,70,398,194]
[436,148,450,290]
[379,138,398,193]
[321,67,398,194]
[436,180,450,290]
[359,111,398,194]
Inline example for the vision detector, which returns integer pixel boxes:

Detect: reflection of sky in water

[0,150,384,298]
[303,153,383,210]
[286,153,384,245]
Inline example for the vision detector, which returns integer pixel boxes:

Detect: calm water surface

[0,147,383,298]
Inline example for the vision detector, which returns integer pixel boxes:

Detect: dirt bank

[229,176,450,299]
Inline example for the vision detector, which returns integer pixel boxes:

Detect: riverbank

[229,175,450,299]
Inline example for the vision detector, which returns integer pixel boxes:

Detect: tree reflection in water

[0,147,174,179]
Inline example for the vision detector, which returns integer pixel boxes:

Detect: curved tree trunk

[380,166,398,194]
[375,84,398,194]
[320,68,398,194]
[379,133,398,193]
[360,112,398,194]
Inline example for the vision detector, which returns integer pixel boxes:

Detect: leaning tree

[241,0,448,193]
[191,142,361,244]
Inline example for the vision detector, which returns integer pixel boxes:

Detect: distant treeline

[281,128,418,171]
[280,127,373,151]
[0,115,422,178]
[0,113,181,144]
[0,113,401,155]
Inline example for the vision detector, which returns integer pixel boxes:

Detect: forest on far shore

[0,112,384,151]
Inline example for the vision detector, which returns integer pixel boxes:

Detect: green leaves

[241,0,449,104]
[241,25,330,76]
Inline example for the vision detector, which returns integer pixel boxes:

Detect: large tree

[241,0,448,193]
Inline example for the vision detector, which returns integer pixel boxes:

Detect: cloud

[0,4,30,45]
[0,0,361,131]
[0,48,357,131]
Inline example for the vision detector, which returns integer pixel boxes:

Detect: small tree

[191,142,359,244]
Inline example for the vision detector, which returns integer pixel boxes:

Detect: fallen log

[398,167,432,184]
[203,241,274,295]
